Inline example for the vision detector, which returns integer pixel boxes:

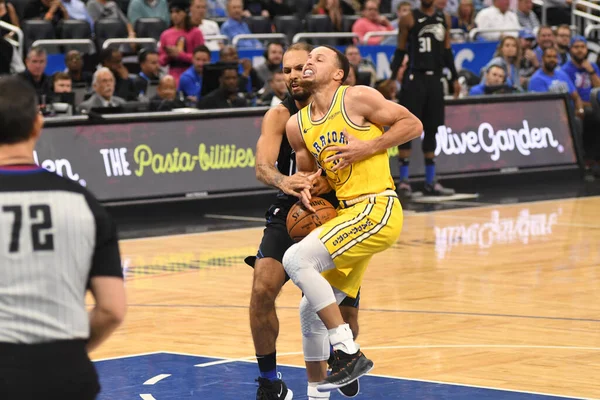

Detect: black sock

[257,352,277,381]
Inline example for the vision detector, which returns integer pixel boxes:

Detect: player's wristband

[390,49,407,77]
[443,48,459,82]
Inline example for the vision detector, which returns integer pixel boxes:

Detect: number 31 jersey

[407,8,447,73]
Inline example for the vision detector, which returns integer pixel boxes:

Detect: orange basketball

[286,197,337,242]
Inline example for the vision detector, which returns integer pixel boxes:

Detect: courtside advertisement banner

[37,95,577,202]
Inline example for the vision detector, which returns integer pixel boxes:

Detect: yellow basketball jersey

[297,85,395,201]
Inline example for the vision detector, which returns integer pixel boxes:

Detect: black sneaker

[317,350,373,392]
[423,181,455,196]
[397,180,413,198]
[256,376,293,400]
[327,353,360,397]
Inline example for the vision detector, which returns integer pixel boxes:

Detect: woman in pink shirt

[159,0,205,85]
[352,0,394,45]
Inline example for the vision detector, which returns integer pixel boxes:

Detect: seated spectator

[18,47,52,101]
[0,0,20,38]
[516,0,538,30]
[149,75,186,110]
[528,47,584,118]
[474,0,520,41]
[344,64,358,86]
[258,69,287,107]
[133,49,160,97]
[382,1,410,45]
[65,50,92,86]
[197,65,248,109]
[127,0,169,25]
[206,0,226,17]
[52,71,72,93]
[159,0,205,85]
[190,0,222,51]
[345,44,376,87]
[219,44,263,93]
[62,0,94,29]
[24,0,69,25]
[352,0,394,45]
[534,26,556,65]
[77,67,127,113]
[100,48,138,101]
[255,42,283,90]
[179,45,211,103]
[484,36,522,90]
[87,0,135,38]
[312,0,343,31]
[555,24,571,66]
[452,0,476,32]
[518,29,538,88]
[49,72,74,116]
[470,64,514,94]
[220,0,262,49]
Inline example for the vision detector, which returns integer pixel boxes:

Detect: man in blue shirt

[561,36,600,177]
[220,0,262,49]
[178,45,211,103]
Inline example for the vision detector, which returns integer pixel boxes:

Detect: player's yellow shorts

[319,195,403,298]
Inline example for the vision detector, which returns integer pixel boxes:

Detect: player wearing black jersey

[390,0,461,197]
[247,43,360,400]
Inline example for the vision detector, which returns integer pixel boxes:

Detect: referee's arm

[86,195,127,353]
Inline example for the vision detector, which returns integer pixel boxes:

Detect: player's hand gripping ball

[286,197,337,242]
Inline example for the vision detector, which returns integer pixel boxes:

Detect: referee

[0,76,126,400]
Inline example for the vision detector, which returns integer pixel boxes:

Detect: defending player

[248,42,360,400]
[390,0,460,197]
[283,46,422,394]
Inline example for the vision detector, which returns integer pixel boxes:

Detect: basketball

[286,197,337,242]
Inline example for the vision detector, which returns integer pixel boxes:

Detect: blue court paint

[94,352,581,400]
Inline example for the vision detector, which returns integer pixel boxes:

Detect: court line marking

[119,195,600,243]
[143,374,171,385]
[204,213,265,222]
[139,395,156,400]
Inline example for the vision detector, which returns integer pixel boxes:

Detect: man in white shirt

[474,0,521,41]
[190,0,222,51]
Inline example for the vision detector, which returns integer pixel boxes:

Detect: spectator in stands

[87,0,136,38]
[382,1,410,45]
[190,0,222,51]
[127,0,170,25]
[62,0,93,29]
[18,47,52,100]
[516,0,538,30]
[100,48,138,101]
[484,36,522,90]
[220,0,262,49]
[451,0,476,32]
[24,0,69,25]
[258,69,287,106]
[555,24,571,66]
[345,44,376,86]
[469,64,513,94]
[528,47,584,118]
[49,72,74,115]
[179,45,210,102]
[52,71,72,93]
[518,29,538,88]
[474,0,520,41]
[352,0,394,45]
[197,65,249,108]
[0,0,20,37]
[312,0,343,31]
[78,67,127,113]
[159,0,205,85]
[149,75,186,110]
[255,41,283,90]
[219,44,262,92]
[344,64,358,86]
[133,49,160,97]
[534,26,556,66]
[65,50,92,86]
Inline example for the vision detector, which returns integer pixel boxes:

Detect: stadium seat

[95,19,128,50]
[273,15,303,44]
[135,18,168,41]
[305,15,335,45]
[60,20,93,53]
[342,15,360,33]
[22,20,57,54]
[246,16,272,34]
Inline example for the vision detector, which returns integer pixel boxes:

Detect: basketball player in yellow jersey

[281,45,423,395]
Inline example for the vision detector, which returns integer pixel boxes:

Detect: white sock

[328,324,358,354]
[308,382,330,399]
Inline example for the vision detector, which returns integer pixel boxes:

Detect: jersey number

[418,37,432,53]
[2,204,54,253]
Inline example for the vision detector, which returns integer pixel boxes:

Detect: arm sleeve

[85,193,123,280]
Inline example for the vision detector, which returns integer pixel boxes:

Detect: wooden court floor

[92,196,600,399]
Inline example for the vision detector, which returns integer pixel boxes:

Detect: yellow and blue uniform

[296,85,403,298]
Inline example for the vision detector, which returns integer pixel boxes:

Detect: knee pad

[282,233,335,283]
[299,296,330,362]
